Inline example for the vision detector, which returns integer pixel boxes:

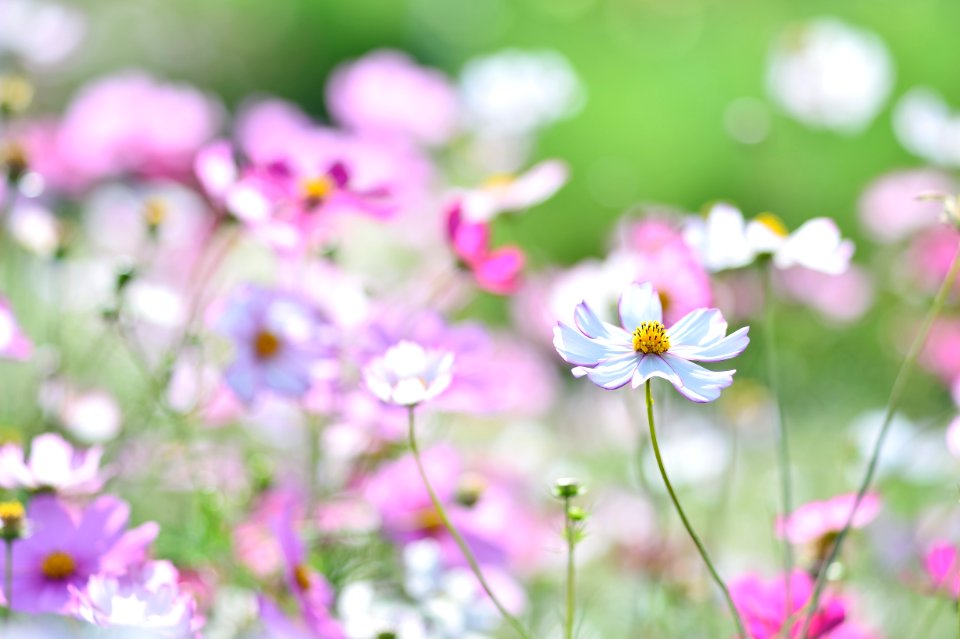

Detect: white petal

[631,354,682,389]
[618,282,662,330]
[670,326,750,362]
[662,354,735,403]
[554,322,626,366]
[667,309,728,347]
[583,352,641,390]
[573,301,624,340]
[774,218,854,275]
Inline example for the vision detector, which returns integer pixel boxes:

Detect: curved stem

[800,242,960,638]
[644,381,747,639]
[406,407,534,639]
[764,266,795,637]
[564,495,576,639]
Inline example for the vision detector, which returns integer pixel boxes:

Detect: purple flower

[0,494,158,614]
[0,433,104,495]
[554,282,749,402]
[269,501,344,638]
[214,285,337,404]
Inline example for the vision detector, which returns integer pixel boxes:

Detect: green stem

[764,265,795,637]
[564,495,576,639]
[800,242,960,638]
[644,381,746,639]
[406,407,533,639]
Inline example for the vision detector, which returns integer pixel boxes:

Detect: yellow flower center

[143,197,167,228]
[416,507,445,532]
[300,176,335,206]
[632,321,670,354]
[41,551,76,580]
[0,500,24,534]
[293,564,311,591]
[482,173,516,191]
[755,212,789,237]
[253,330,281,360]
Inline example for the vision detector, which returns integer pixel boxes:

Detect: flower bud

[553,477,585,500]
[0,500,26,540]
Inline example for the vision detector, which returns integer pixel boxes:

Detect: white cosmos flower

[459,159,568,223]
[364,341,455,407]
[686,204,854,274]
[894,87,960,167]
[553,282,750,403]
[766,18,893,133]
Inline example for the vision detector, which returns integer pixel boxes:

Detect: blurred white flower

[0,0,86,67]
[363,341,455,407]
[460,49,584,135]
[893,88,960,167]
[767,18,893,133]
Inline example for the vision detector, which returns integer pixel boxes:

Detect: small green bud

[553,477,585,500]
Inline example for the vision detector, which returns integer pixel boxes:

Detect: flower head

[446,202,525,295]
[363,341,454,407]
[925,540,960,599]
[72,561,201,637]
[0,295,32,361]
[0,433,104,495]
[776,492,881,546]
[215,285,337,405]
[731,570,871,638]
[0,494,158,614]
[458,159,568,223]
[553,282,749,402]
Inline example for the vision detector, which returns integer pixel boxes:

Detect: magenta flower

[924,540,960,598]
[554,282,749,402]
[0,494,158,614]
[446,202,525,295]
[0,433,104,495]
[0,295,32,360]
[214,285,337,404]
[326,49,460,147]
[731,570,873,638]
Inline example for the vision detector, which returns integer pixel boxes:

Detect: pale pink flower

[0,432,104,494]
[327,49,460,146]
[0,295,32,360]
[777,265,874,324]
[858,169,956,243]
[776,492,882,545]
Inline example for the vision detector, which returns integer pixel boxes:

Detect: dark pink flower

[446,202,524,295]
[924,540,960,598]
[731,570,873,638]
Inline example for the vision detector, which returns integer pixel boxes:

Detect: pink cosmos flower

[72,560,202,637]
[731,570,871,639]
[920,317,960,384]
[0,295,32,360]
[446,201,524,295]
[362,445,545,572]
[777,265,875,324]
[618,218,713,324]
[270,503,344,638]
[214,285,338,405]
[924,540,960,598]
[904,225,960,296]
[776,492,882,545]
[326,49,460,147]
[858,169,957,243]
[0,432,104,494]
[23,71,222,192]
[457,159,568,223]
[0,494,158,614]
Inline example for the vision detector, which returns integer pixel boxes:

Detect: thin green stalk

[406,407,533,639]
[800,242,960,638]
[764,265,794,637]
[306,414,322,521]
[908,596,944,639]
[564,494,576,639]
[644,381,747,639]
